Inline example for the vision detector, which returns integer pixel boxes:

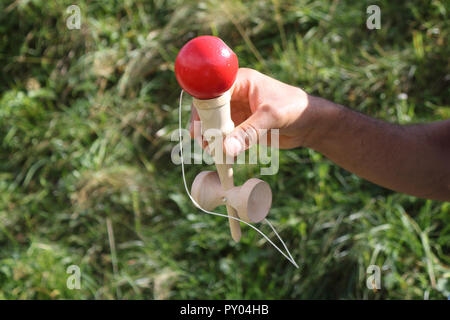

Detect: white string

[178,89,299,269]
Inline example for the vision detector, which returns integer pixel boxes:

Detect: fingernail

[225,136,243,156]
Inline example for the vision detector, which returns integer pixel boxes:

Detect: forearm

[304,95,450,201]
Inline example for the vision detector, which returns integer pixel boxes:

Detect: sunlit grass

[0,0,448,299]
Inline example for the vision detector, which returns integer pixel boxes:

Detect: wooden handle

[216,164,241,242]
[193,87,242,242]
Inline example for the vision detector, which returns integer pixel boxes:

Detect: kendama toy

[175,36,272,242]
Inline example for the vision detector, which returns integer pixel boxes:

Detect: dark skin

[190,68,450,201]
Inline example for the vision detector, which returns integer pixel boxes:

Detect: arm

[304,96,450,201]
[190,68,450,201]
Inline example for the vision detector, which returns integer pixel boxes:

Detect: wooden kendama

[175,36,272,242]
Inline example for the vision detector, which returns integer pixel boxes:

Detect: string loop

[178,89,299,269]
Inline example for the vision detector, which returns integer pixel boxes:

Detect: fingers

[230,68,255,104]
[224,110,273,156]
[192,68,273,157]
[226,68,280,156]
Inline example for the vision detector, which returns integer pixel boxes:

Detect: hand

[190,68,316,156]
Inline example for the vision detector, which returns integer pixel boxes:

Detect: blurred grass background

[0,0,449,299]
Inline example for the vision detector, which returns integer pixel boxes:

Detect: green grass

[0,0,449,299]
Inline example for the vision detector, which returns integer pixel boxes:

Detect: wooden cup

[191,171,272,224]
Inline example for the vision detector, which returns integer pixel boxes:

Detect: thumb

[224,111,270,156]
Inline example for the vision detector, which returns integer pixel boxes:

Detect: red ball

[175,36,239,100]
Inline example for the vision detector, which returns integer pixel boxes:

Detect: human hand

[189,68,316,156]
